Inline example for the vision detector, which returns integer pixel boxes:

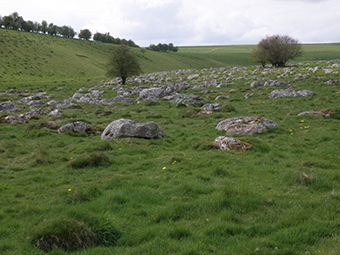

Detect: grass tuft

[69,152,111,169]
[169,228,192,240]
[29,216,121,252]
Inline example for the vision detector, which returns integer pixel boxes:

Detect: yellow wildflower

[68,188,72,192]
[162,166,167,171]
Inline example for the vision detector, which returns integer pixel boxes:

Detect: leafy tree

[252,35,302,67]
[41,20,48,34]
[59,25,76,38]
[147,42,178,52]
[33,22,40,32]
[78,29,92,40]
[9,12,22,30]
[47,23,58,36]
[107,45,141,85]
[21,20,35,32]
[2,15,14,29]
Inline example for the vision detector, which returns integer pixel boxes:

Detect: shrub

[251,35,302,67]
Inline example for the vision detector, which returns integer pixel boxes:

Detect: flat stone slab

[216,116,279,135]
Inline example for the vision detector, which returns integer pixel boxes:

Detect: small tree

[78,29,92,40]
[252,35,302,67]
[41,20,48,34]
[107,45,141,85]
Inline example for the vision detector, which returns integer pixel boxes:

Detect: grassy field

[0,28,340,254]
[1,28,340,85]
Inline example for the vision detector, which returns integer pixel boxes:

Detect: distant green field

[1,28,340,87]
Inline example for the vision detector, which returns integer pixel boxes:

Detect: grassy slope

[1,28,340,87]
[0,28,340,255]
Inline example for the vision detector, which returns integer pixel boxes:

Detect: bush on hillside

[251,35,303,67]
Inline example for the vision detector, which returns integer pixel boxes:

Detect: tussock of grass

[69,152,111,168]
[29,216,121,252]
[169,228,192,240]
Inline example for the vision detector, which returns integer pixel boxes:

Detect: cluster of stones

[1,60,339,149]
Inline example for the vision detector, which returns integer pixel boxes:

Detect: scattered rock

[101,119,166,140]
[168,93,206,106]
[18,92,49,104]
[250,81,264,88]
[297,110,330,118]
[201,103,222,112]
[137,88,169,102]
[324,79,339,85]
[58,121,92,134]
[3,115,28,124]
[215,95,230,101]
[264,80,289,87]
[47,99,73,108]
[0,101,20,113]
[100,96,134,105]
[48,109,62,119]
[214,136,252,151]
[188,74,200,80]
[269,89,314,99]
[2,110,41,124]
[216,116,279,135]
[165,82,191,93]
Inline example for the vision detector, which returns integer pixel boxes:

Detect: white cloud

[1,0,339,46]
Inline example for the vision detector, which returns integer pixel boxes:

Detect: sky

[1,0,340,47]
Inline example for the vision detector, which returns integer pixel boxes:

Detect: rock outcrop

[0,101,20,113]
[269,89,314,99]
[58,121,92,133]
[214,136,252,151]
[101,119,166,140]
[216,116,279,135]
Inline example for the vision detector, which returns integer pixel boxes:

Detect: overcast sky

[2,0,339,46]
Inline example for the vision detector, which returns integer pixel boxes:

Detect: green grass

[1,28,340,86]
[0,28,340,254]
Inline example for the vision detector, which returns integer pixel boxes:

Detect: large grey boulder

[58,121,91,133]
[216,116,279,135]
[269,89,314,99]
[101,119,166,140]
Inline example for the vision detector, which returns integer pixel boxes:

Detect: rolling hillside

[1,28,340,87]
[0,27,339,254]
